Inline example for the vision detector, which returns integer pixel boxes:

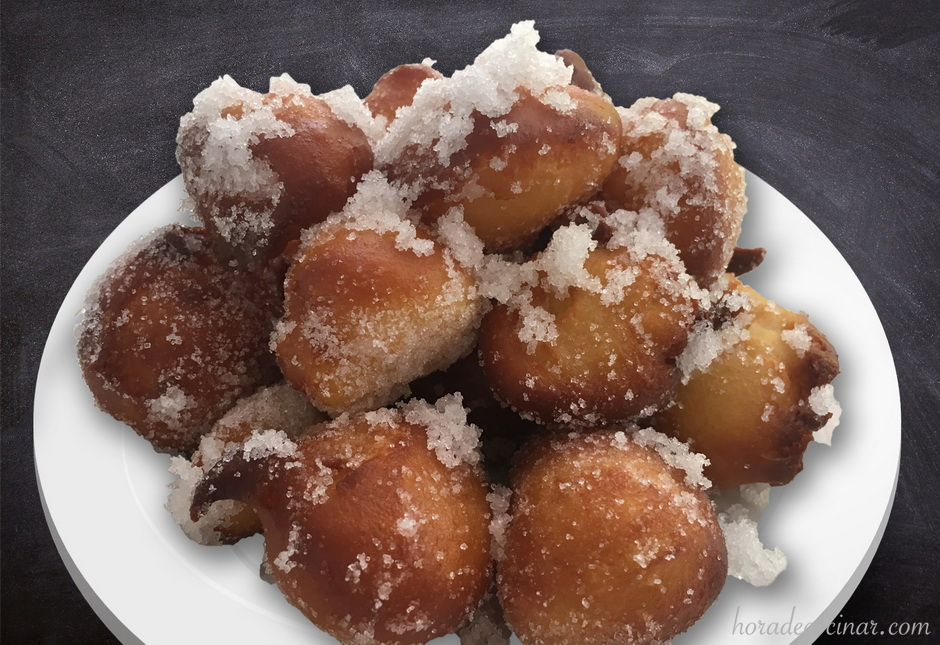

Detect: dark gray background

[2,0,938,642]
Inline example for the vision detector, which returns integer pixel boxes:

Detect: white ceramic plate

[35,172,900,644]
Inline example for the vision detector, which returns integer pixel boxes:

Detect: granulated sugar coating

[318,83,388,147]
[400,394,483,469]
[630,427,712,490]
[809,383,842,445]
[177,75,290,210]
[486,484,513,563]
[712,484,787,587]
[376,21,573,168]
[675,273,754,383]
[458,592,512,645]
[378,21,622,253]
[76,19,845,645]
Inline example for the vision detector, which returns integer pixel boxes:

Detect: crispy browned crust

[727,245,767,276]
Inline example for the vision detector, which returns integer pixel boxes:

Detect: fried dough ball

[176,74,373,263]
[365,63,443,126]
[479,220,700,427]
[191,399,492,645]
[601,93,746,286]
[498,429,727,645]
[653,275,840,488]
[383,86,621,253]
[77,225,281,455]
[273,177,484,416]
[167,383,325,545]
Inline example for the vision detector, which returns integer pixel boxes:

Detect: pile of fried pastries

[77,22,841,645]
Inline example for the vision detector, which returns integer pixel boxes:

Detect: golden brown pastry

[383,86,621,253]
[191,399,492,645]
[272,178,483,415]
[176,75,374,263]
[77,225,281,455]
[479,219,700,427]
[498,428,727,645]
[653,275,840,488]
[601,94,746,285]
[75,21,848,645]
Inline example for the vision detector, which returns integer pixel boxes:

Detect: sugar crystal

[713,484,787,586]
[808,383,842,445]
[400,394,482,468]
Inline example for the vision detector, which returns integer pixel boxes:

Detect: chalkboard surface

[2,1,938,643]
